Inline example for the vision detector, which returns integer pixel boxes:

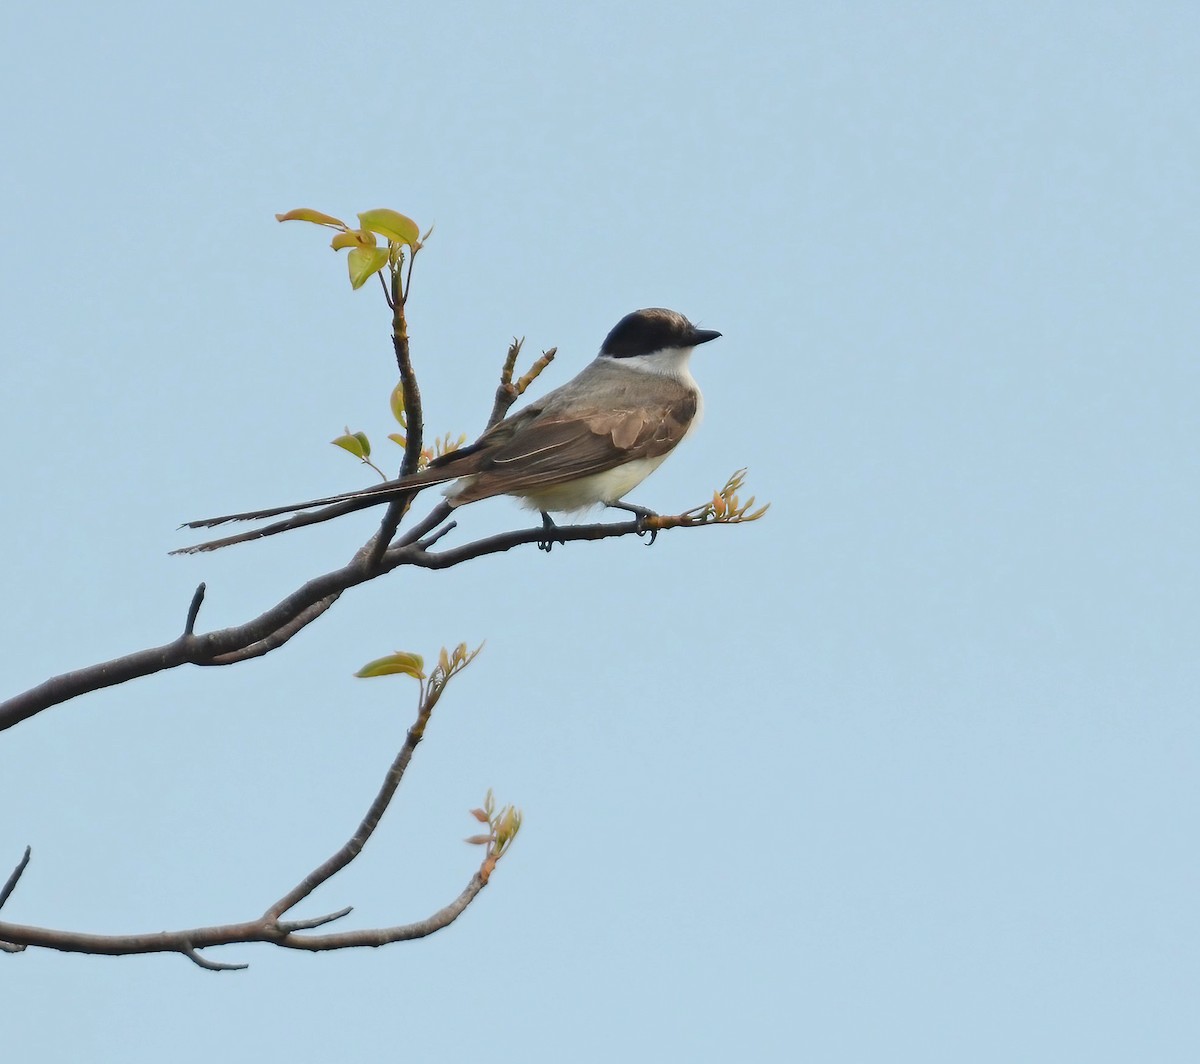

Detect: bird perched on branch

[176,307,721,553]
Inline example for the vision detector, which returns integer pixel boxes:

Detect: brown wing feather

[450,392,698,504]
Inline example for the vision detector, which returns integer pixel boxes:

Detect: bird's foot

[607,501,660,546]
[537,511,566,553]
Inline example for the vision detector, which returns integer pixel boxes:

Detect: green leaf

[276,207,347,229]
[331,432,370,459]
[358,209,420,246]
[330,229,375,251]
[390,380,406,425]
[387,433,406,448]
[347,245,389,289]
[354,651,427,680]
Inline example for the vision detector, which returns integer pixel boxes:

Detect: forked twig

[0,669,502,970]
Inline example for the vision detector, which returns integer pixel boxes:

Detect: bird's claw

[607,502,660,546]
[537,512,565,553]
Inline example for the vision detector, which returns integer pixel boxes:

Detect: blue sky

[3,2,1199,1060]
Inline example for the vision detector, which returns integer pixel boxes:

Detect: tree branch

[0,326,702,735]
[386,510,731,569]
[1,498,753,733]
[0,675,498,969]
[367,263,424,565]
[263,676,436,921]
[488,341,556,427]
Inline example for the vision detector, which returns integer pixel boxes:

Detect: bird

[176,307,721,553]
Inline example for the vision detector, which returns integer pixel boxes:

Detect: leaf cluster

[277,207,424,291]
[683,468,771,525]
[466,788,523,882]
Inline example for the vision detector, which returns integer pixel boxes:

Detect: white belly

[508,455,672,514]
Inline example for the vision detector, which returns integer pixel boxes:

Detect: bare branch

[416,521,457,550]
[276,906,353,933]
[1,847,31,912]
[1,490,756,733]
[387,509,732,570]
[368,286,424,565]
[376,269,394,310]
[488,337,524,427]
[514,346,556,399]
[183,583,205,636]
[500,337,522,383]
[1,555,368,731]
[488,342,556,426]
[393,500,454,549]
[0,678,501,970]
[270,873,486,952]
[263,678,438,921]
[184,945,249,972]
[0,871,490,967]
[206,595,340,665]
[402,248,416,307]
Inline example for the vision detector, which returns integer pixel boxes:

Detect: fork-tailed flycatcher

[176,307,721,553]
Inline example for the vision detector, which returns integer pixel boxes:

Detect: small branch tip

[0,846,32,912]
[277,906,355,933]
[184,945,249,972]
[184,583,207,636]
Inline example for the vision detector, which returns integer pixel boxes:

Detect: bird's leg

[537,511,565,553]
[606,501,660,546]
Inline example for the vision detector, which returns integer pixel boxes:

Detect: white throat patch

[600,345,699,387]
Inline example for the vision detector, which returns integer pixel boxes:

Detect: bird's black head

[600,308,721,359]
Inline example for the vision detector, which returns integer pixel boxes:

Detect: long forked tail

[172,465,458,554]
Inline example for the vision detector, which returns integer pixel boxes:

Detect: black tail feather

[180,475,435,531]
[171,493,401,554]
[173,466,464,553]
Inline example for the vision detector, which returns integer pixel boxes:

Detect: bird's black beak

[690,328,722,346]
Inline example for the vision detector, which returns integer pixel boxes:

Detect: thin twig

[0,847,31,911]
[393,501,454,549]
[416,521,457,550]
[264,686,436,921]
[488,338,524,427]
[205,596,341,665]
[402,249,416,306]
[271,873,487,952]
[0,685,497,969]
[514,347,556,398]
[368,282,425,565]
[366,496,415,571]
[500,337,522,383]
[377,270,394,310]
[184,945,249,972]
[276,906,353,933]
[392,295,422,477]
[183,583,205,636]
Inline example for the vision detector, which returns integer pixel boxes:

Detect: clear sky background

[2,2,1198,1060]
